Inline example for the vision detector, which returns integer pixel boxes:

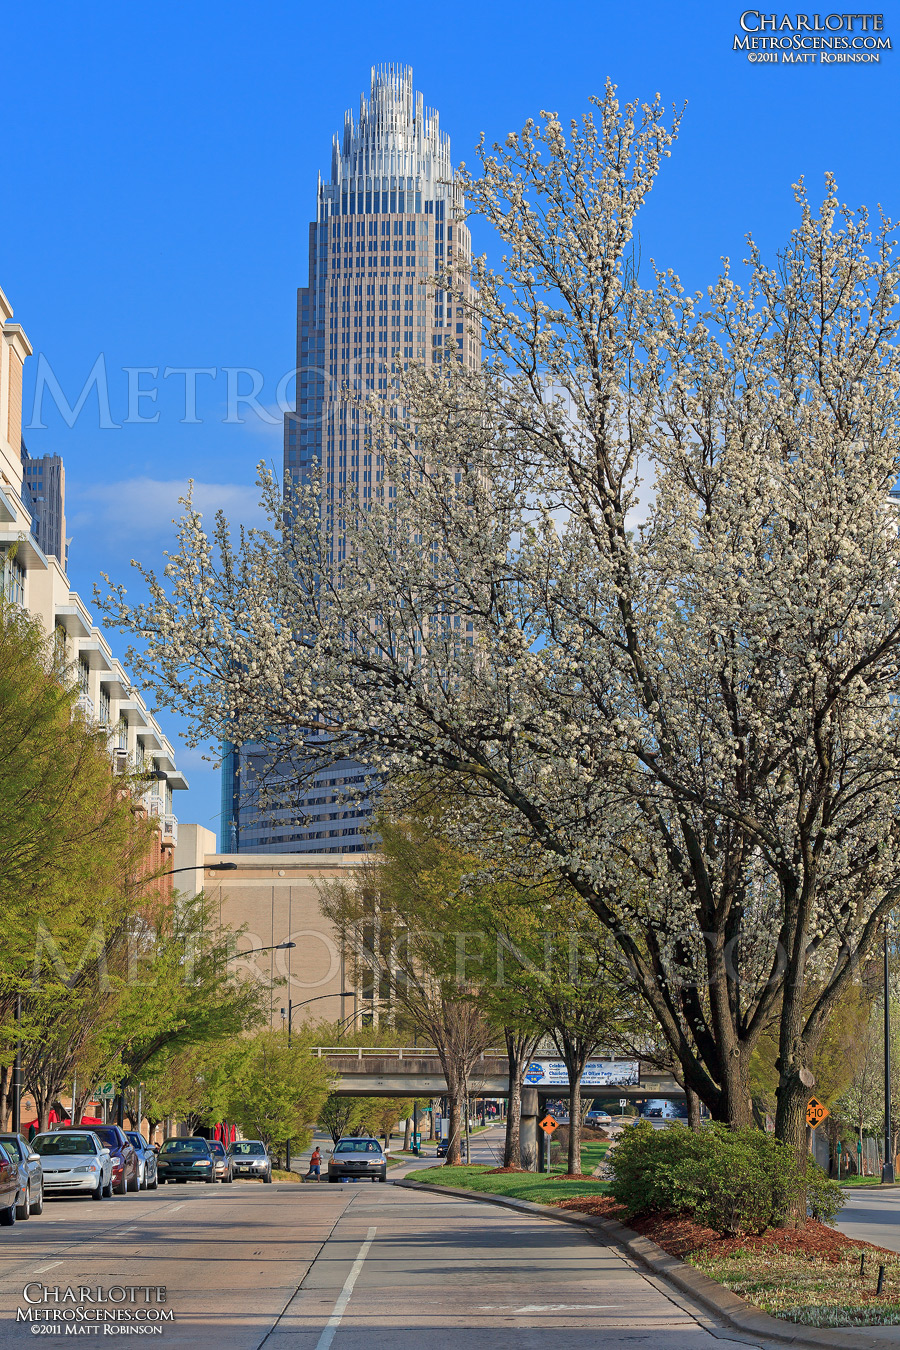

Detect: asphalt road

[0,1173,781,1349]
[836,1189,900,1253]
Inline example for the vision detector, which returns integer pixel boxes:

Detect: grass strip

[414,1162,609,1203]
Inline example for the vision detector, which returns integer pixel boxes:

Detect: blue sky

[6,1,899,840]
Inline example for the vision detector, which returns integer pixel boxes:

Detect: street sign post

[619,1098,628,1113]
[537,1114,557,1175]
[806,1098,829,1128]
[99,1083,114,1100]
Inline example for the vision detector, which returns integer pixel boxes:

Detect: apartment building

[0,283,187,859]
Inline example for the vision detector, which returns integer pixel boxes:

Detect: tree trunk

[505,1074,522,1168]
[720,1049,753,1130]
[773,1076,810,1225]
[503,1026,539,1168]
[567,1076,583,1174]
[403,1117,412,1151]
[686,1086,702,1131]
[444,1072,465,1166]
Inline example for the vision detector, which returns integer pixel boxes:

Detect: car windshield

[34,1134,97,1156]
[69,1127,119,1148]
[335,1140,381,1154]
[159,1139,208,1155]
[208,1141,225,1156]
[228,1142,265,1156]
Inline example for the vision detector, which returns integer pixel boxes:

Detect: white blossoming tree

[100,83,900,1155]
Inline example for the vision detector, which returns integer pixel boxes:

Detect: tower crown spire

[320,65,458,221]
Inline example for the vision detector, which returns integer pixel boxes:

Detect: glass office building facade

[223,65,478,853]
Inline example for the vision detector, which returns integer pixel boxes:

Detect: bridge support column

[520,1088,538,1171]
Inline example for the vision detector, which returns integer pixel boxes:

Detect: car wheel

[379,1172,387,1182]
[30,1184,43,1216]
[114,1176,127,1196]
[0,1199,15,1226]
[138,1165,147,1191]
[149,1173,158,1191]
[263,1172,272,1184]
[328,1175,338,1183]
[102,1173,113,1198]
[16,1186,30,1220]
[91,1179,104,1201]
[128,1169,140,1193]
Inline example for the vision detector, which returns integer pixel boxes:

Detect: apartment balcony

[162,814,178,845]
[74,692,94,720]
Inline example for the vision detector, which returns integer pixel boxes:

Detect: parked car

[0,1133,43,1218]
[0,1142,23,1224]
[54,1124,138,1195]
[208,1139,233,1183]
[327,1137,387,1183]
[125,1132,158,1191]
[31,1131,112,1201]
[226,1140,272,1183]
[156,1137,218,1184]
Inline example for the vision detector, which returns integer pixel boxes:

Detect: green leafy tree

[223,1031,332,1154]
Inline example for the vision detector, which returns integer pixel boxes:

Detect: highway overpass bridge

[310,1047,686,1103]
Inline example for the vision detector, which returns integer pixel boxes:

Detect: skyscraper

[223,64,478,853]
[21,444,67,568]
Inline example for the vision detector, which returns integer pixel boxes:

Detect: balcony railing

[162,814,178,844]
[74,692,94,720]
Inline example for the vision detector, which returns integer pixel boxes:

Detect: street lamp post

[282,992,357,1046]
[281,992,355,1172]
[884,927,895,1184]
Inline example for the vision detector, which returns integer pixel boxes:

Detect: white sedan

[32,1130,113,1200]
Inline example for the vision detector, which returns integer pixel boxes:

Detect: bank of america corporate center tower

[221,64,478,853]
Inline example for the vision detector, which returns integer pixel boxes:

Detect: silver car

[125,1132,158,1190]
[327,1137,388,1183]
[226,1140,272,1182]
[32,1130,113,1200]
[0,1132,43,1218]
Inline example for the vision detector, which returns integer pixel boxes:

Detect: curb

[393,1178,900,1349]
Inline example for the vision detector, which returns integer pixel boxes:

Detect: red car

[0,1142,21,1225]
[53,1125,139,1195]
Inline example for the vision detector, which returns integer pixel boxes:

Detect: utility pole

[11,993,22,1133]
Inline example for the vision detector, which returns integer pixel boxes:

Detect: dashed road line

[314,1226,376,1350]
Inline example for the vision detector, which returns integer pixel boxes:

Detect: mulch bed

[554,1195,900,1264]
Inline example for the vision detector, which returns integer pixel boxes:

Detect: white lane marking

[168,1204,185,1212]
[33,1262,63,1273]
[315,1226,376,1350]
[479,1304,623,1312]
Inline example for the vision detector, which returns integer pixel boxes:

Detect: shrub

[607,1121,843,1235]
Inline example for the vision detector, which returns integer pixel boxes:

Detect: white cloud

[67,477,269,540]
